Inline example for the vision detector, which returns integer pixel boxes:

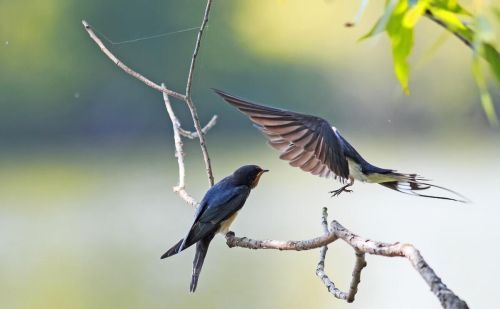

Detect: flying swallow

[161,165,268,292]
[214,89,467,203]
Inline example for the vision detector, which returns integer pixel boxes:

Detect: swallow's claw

[329,186,353,197]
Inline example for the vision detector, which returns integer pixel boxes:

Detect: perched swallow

[214,89,467,202]
[161,165,268,292]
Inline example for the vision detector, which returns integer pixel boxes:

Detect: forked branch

[226,208,468,309]
[162,85,198,207]
[82,0,215,187]
[161,84,216,206]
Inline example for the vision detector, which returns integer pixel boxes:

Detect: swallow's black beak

[262,169,269,173]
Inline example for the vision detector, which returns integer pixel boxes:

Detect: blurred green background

[1,0,499,308]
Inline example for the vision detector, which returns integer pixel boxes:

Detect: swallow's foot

[329,185,353,197]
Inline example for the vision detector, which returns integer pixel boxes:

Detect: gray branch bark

[183,0,215,186]
[226,207,468,309]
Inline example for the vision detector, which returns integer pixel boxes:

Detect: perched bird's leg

[330,178,354,197]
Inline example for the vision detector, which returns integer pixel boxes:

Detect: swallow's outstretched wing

[160,184,250,259]
[214,89,350,182]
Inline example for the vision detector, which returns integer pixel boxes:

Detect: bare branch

[315,207,365,302]
[315,207,347,300]
[225,208,468,308]
[161,84,198,207]
[185,0,213,97]
[179,115,218,139]
[82,0,216,187]
[81,20,186,102]
[332,221,468,308]
[316,244,348,300]
[347,250,366,302]
[225,230,337,251]
[184,97,214,187]
[183,0,215,186]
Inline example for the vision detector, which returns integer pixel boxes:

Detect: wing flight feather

[215,89,349,181]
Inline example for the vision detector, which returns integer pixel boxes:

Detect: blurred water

[1,135,499,308]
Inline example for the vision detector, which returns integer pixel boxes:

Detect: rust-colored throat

[250,170,267,189]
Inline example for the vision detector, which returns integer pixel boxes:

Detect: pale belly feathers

[217,211,240,234]
[347,158,396,184]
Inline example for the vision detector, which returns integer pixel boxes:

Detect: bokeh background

[1,0,499,308]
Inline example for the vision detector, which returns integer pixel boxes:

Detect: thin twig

[185,0,213,96]
[225,209,468,309]
[316,244,348,300]
[315,208,346,300]
[82,20,186,101]
[184,97,214,187]
[162,84,198,207]
[347,250,366,303]
[178,115,218,139]
[316,207,366,303]
[184,0,215,186]
[314,207,365,303]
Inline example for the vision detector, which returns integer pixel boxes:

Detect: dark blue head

[231,165,269,188]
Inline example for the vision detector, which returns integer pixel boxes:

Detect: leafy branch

[361,0,500,125]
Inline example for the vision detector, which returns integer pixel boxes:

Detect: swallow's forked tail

[160,239,185,259]
[190,234,215,293]
[379,173,469,203]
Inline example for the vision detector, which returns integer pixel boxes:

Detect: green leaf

[472,53,498,126]
[386,0,413,94]
[428,6,466,30]
[360,0,398,40]
[482,43,500,82]
[430,0,472,16]
[359,17,382,41]
[473,15,500,82]
[403,0,429,28]
[454,25,474,44]
[389,30,413,94]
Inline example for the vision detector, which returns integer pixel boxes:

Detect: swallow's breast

[218,211,240,234]
[347,158,368,182]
